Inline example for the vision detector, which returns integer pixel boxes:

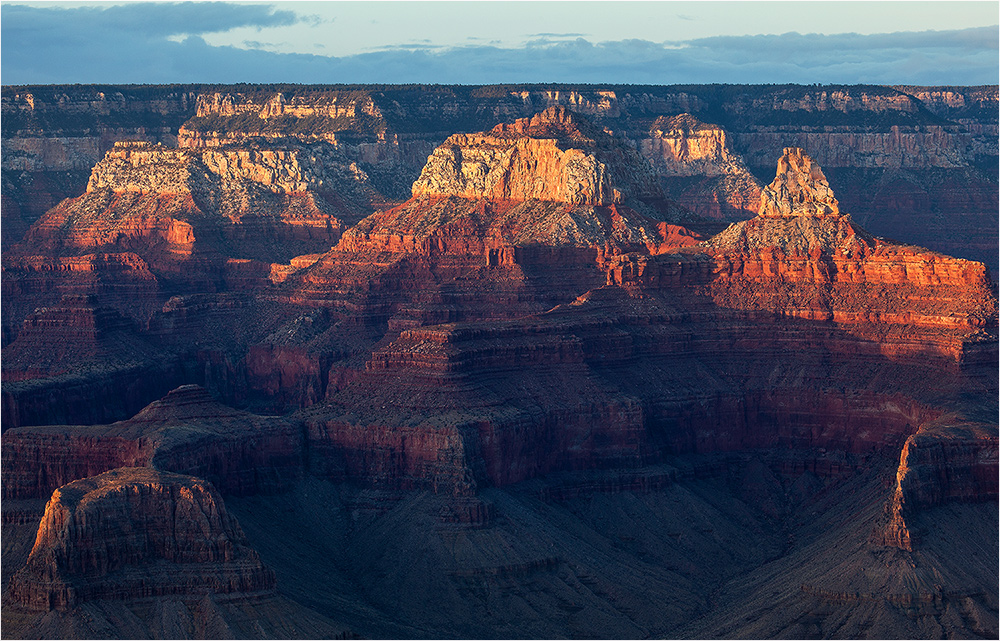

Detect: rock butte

[8,467,275,612]
[1,87,997,640]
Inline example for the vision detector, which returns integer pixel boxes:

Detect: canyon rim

[1,81,996,639]
[1,0,999,633]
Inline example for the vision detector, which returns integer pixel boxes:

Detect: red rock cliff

[8,467,275,611]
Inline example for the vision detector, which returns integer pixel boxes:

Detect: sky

[1,1,998,86]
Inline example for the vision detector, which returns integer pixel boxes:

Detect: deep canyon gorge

[1,83,996,639]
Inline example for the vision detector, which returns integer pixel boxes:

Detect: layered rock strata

[642,113,762,220]
[1,138,382,397]
[268,108,704,397]
[340,107,701,256]
[299,149,995,506]
[8,467,275,611]
[878,420,998,550]
[6,83,995,264]
[2,385,303,500]
[1,294,193,430]
[2,86,199,247]
[412,106,662,206]
[0,131,995,636]
[1,253,160,344]
[17,140,368,261]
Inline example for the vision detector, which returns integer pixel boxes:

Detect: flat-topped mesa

[8,467,275,611]
[178,90,384,147]
[758,147,840,218]
[88,140,366,196]
[11,139,374,269]
[411,106,661,206]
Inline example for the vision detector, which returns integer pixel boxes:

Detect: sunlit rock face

[758,147,841,218]
[0,84,996,640]
[411,106,661,206]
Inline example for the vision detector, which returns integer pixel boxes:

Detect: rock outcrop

[8,467,275,611]
[1,83,996,639]
[1,138,382,385]
[641,114,762,220]
[1,252,160,344]
[2,385,303,500]
[347,107,699,257]
[878,420,998,550]
[17,140,370,261]
[412,106,661,206]
[298,148,995,497]
[178,90,384,147]
[6,83,996,264]
[0,294,194,430]
[757,147,840,218]
[1,86,199,247]
[264,109,705,405]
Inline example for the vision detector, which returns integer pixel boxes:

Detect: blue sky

[2,1,997,85]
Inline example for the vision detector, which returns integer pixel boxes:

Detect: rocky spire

[758,147,840,218]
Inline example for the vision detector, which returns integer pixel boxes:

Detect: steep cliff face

[1,253,160,342]
[606,151,997,557]
[641,113,762,220]
[719,86,998,268]
[2,87,197,170]
[617,149,995,327]
[2,385,303,500]
[356,107,697,257]
[0,293,197,430]
[178,90,384,145]
[2,138,376,359]
[411,106,661,206]
[1,109,995,637]
[293,150,995,495]
[20,140,370,258]
[3,295,158,380]
[257,109,704,410]
[733,127,973,170]
[5,83,996,266]
[1,86,200,247]
[878,420,998,550]
[8,467,275,611]
[756,147,840,218]
[894,85,999,121]
[176,90,432,200]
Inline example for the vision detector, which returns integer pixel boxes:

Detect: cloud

[368,43,445,51]
[528,32,589,38]
[1,3,996,86]
[2,2,296,39]
[684,26,999,53]
[242,40,288,51]
[1,2,298,84]
[300,14,328,28]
